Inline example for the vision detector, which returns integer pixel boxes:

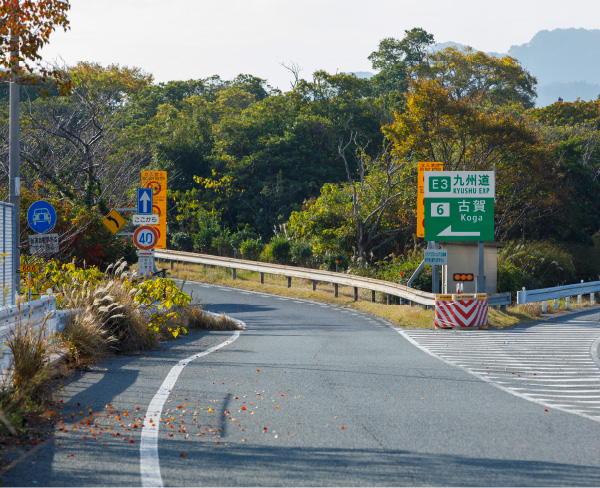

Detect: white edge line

[397,330,600,424]
[140,315,243,488]
[591,335,600,370]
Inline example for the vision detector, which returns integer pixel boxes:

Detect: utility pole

[9,33,20,298]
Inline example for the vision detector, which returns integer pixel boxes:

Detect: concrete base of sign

[440,241,505,295]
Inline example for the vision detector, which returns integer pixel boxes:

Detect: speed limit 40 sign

[133,225,159,250]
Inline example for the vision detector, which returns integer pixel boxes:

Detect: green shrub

[194,212,226,253]
[498,241,576,289]
[497,261,525,300]
[171,232,194,251]
[259,244,274,263]
[375,260,430,289]
[211,232,233,256]
[565,239,600,282]
[195,227,220,252]
[323,253,350,272]
[231,229,259,250]
[291,242,313,267]
[240,238,263,261]
[270,238,292,264]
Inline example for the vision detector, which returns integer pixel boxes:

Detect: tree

[14,63,152,211]
[0,0,71,88]
[368,27,435,108]
[368,28,435,72]
[288,139,414,264]
[529,100,600,243]
[414,46,537,108]
[383,79,557,240]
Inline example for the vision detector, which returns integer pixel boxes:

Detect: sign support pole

[432,241,440,294]
[477,241,485,293]
[9,34,20,298]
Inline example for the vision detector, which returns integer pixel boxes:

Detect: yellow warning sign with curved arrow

[102,209,126,235]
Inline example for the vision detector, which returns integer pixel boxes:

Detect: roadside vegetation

[0,260,241,451]
[165,261,595,330]
[3,8,600,460]
[3,28,600,302]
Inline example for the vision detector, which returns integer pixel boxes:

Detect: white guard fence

[0,295,72,376]
[517,281,600,310]
[0,202,15,307]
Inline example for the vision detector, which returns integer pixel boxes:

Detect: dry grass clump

[183,305,243,331]
[519,301,543,318]
[59,261,157,357]
[60,311,116,365]
[5,311,58,400]
[0,306,62,436]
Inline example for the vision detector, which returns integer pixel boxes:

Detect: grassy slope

[161,261,544,329]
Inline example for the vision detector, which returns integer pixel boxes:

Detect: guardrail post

[353,287,358,301]
[566,296,570,308]
[386,294,391,305]
[170,260,174,271]
[334,283,338,297]
[554,298,558,309]
[312,280,316,291]
[261,272,264,284]
[371,290,376,303]
[578,280,583,305]
[591,293,596,305]
[287,277,292,288]
[501,304,507,313]
[542,300,547,312]
[517,287,526,306]
[232,269,236,280]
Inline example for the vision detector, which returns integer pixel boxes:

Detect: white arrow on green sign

[424,171,495,241]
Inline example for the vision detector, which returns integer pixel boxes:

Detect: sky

[39,0,600,91]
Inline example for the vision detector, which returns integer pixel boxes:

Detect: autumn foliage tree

[413,46,537,108]
[383,78,557,240]
[0,0,71,88]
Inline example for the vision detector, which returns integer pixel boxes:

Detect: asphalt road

[4,283,600,486]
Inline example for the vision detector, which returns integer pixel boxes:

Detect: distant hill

[432,29,600,107]
[508,28,600,84]
[508,28,600,106]
[355,29,600,107]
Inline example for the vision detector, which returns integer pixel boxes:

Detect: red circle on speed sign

[133,225,159,250]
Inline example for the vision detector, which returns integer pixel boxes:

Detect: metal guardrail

[154,249,511,307]
[0,295,74,375]
[517,281,600,305]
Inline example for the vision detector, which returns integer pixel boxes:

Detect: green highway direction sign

[424,171,495,241]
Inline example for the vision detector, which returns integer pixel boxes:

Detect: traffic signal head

[453,273,474,282]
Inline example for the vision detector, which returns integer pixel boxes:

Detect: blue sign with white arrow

[137,188,153,215]
[27,200,57,234]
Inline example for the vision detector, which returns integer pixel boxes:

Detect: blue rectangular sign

[137,188,153,215]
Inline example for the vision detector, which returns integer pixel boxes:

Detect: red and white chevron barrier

[435,294,488,329]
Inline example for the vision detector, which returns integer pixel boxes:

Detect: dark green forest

[2,28,600,295]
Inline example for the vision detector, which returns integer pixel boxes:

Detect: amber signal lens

[453,273,474,282]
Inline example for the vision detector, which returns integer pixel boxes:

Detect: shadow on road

[155,442,600,487]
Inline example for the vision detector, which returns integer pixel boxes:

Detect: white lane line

[397,329,600,424]
[140,328,242,488]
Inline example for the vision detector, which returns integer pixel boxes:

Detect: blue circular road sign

[27,200,57,234]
